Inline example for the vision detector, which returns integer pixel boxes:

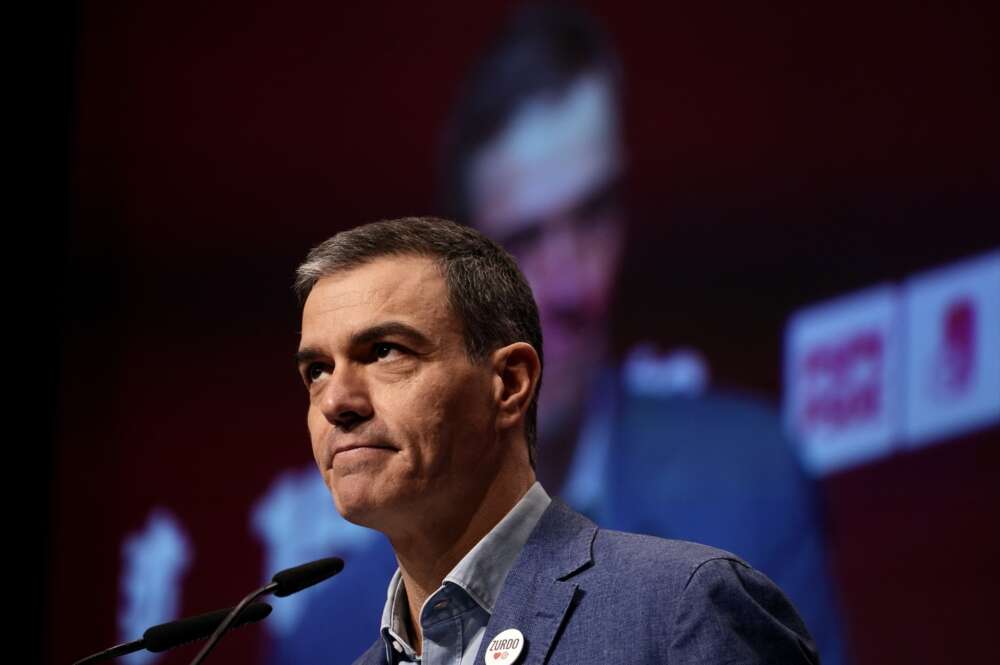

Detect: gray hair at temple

[294,216,544,465]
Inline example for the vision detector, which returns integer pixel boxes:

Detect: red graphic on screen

[932,297,977,398]
[801,330,884,430]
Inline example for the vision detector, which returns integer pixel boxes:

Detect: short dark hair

[440,3,622,223]
[295,216,544,465]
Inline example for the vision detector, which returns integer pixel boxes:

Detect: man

[293,216,818,664]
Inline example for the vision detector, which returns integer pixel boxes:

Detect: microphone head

[143,602,272,652]
[271,557,345,597]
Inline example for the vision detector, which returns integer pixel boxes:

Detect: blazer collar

[472,498,597,665]
[517,498,597,580]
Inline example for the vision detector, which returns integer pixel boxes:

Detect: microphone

[71,602,272,665]
[146,602,272,651]
[188,557,344,665]
[272,556,345,597]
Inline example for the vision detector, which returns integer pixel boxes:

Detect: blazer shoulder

[587,529,819,663]
[532,498,747,590]
[590,528,749,589]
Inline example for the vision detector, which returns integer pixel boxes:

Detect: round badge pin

[484,628,525,664]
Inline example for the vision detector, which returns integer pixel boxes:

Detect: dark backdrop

[52,2,998,664]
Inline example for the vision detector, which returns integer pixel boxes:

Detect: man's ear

[491,342,541,433]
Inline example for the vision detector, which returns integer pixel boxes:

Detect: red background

[51,2,998,664]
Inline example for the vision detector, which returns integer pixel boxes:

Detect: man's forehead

[300,256,452,335]
[304,284,391,315]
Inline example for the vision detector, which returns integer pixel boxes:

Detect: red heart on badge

[493,653,501,660]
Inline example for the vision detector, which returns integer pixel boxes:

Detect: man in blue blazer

[293,217,818,665]
[354,496,817,665]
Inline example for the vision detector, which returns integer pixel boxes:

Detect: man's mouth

[327,443,396,468]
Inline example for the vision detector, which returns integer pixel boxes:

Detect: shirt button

[393,640,402,652]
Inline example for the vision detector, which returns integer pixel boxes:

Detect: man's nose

[317,365,373,432]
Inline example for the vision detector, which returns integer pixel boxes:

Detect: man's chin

[329,475,386,529]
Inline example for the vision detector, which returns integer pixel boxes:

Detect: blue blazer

[353,500,819,665]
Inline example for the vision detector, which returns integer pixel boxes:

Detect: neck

[389,457,535,654]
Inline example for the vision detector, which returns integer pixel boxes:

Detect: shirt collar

[444,481,551,613]
[380,572,416,662]
[379,482,551,654]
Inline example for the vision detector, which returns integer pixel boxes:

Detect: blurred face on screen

[470,73,624,437]
[297,256,501,531]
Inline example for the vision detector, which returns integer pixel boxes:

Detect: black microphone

[145,602,272,651]
[272,556,345,597]
[188,557,344,665]
[71,602,272,665]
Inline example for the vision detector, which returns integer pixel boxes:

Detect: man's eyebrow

[349,321,433,349]
[294,347,326,366]
[294,322,434,366]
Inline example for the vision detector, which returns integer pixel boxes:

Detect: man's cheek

[307,414,326,465]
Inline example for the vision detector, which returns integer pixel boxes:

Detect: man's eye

[306,363,330,384]
[373,343,398,360]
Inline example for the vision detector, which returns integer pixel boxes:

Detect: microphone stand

[71,602,272,665]
[188,581,278,665]
[188,557,343,665]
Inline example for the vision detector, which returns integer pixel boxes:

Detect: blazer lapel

[474,500,597,665]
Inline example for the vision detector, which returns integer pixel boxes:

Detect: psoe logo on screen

[784,285,902,475]
[902,250,1000,447]
[932,298,976,398]
[801,330,884,429]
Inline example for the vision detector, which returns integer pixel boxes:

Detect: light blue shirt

[379,483,551,665]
